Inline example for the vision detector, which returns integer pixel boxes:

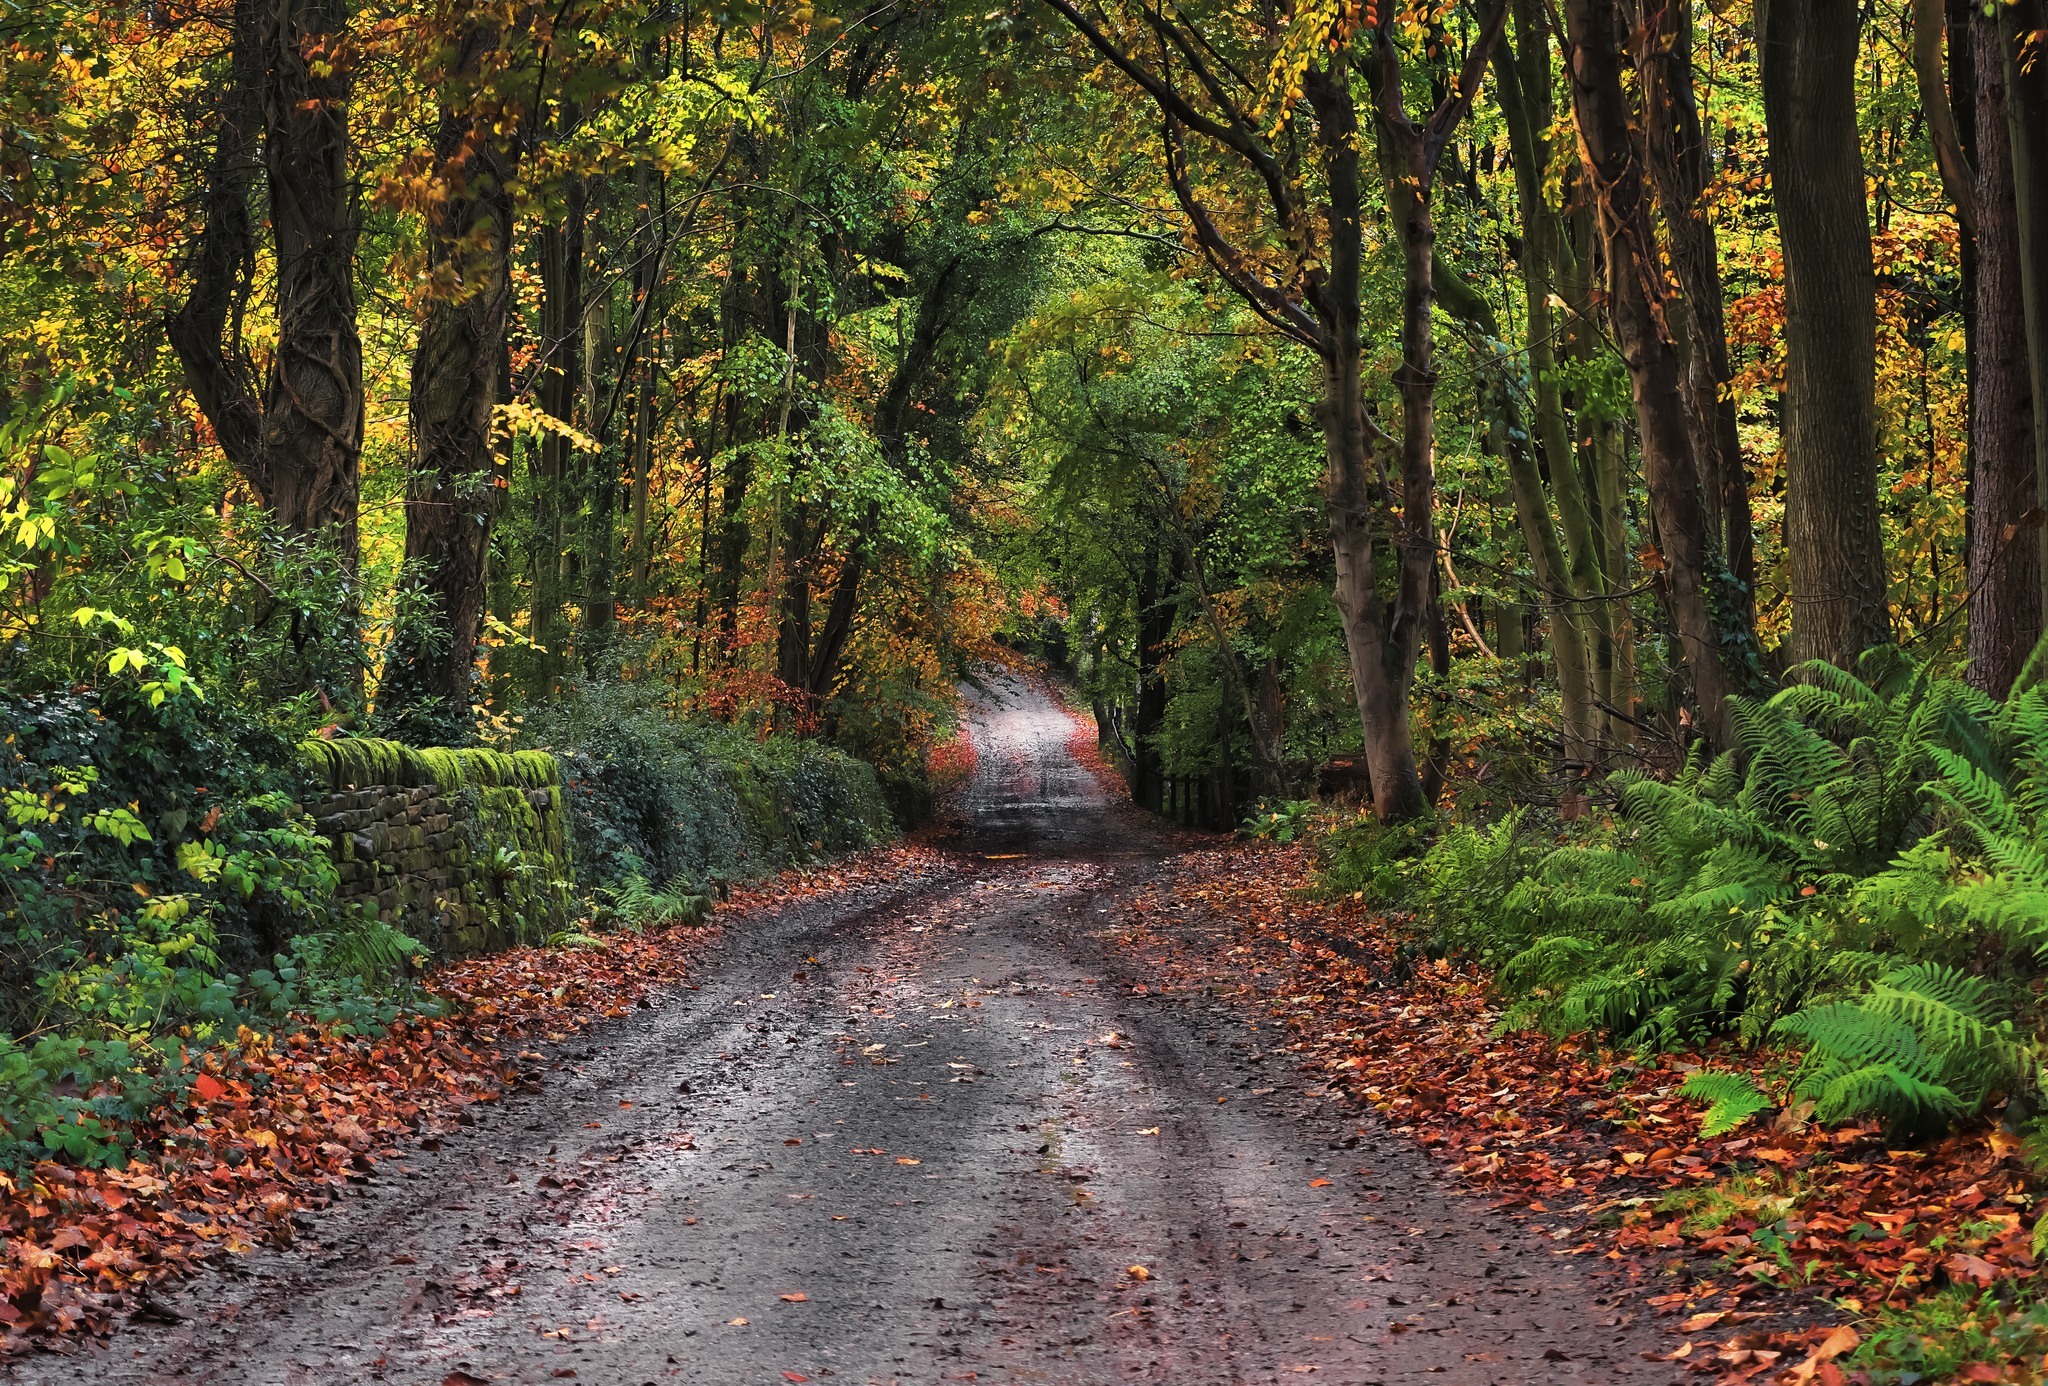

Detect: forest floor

[11,669,1904,1385]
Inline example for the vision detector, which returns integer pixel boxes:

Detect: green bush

[0,687,443,1168]
[1366,644,2048,1136]
[521,680,895,893]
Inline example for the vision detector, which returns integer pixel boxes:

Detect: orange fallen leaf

[1945,1252,1999,1286]
[1308,1178,1332,1188]
[780,1292,809,1302]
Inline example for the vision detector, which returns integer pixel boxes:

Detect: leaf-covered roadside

[0,841,946,1353]
[1102,840,2048,1385]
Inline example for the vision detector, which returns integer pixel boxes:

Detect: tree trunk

[1639,0,1755,614]
[580,269,618,657]
[627,165,666,603]
[1132,542,1175,812]
[167,0,363,561]
[1487,6,1609,762]
[627,333,658,601]
[1761,0,1892,667]
[530,178,585,670]
[166,0,265,490]
[774,507,816,708]
[2002,3,2048,625]
[1967,10,2043,695]
[1310,56,1430,823]
[380,23,518,733]
[259,0,363,559]
[1561,0,1760,747]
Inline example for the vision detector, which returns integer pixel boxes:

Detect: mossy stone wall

[299,739,573,957]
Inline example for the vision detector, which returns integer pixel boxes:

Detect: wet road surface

[18,671,1679,1385]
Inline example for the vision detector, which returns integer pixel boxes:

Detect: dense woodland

[7,0,2048,1369]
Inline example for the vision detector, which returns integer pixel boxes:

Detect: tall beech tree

[1913,1,2044,695]
[378,15,526,731]
[1558,0,1761,748]
[2007,7,2048,628]
[1760,0,1892,667]
[1965,4,2040,695]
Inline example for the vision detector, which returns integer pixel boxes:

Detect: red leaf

[192,1074,226,1103]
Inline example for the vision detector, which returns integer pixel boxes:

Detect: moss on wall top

[301,738,561,794]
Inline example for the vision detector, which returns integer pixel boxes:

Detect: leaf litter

[0,841,948,1354]
[1099,839,2048,1385]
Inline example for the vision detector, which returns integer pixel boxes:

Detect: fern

[1773,964,2028,1134]
[1679,1071,1773,1138]
[609,872,711,929]
[1388,644,2048,1142]
[299,910,424,984]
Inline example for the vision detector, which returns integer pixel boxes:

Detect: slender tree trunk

[627,166,666,603]
[1967,11,2043,694]
[581,269,618,656]
[166,0,265,490]
[1488,7,1608,762]
[774,506,815,701]
[627,334,658,601]
[1639,0,1755,615]
[531,178,585,670]
[380,23,518,732]
[805,503,874,703]
[711,347,753,659]
[1133,542,1175,812]
[1562,0,1759,747]
[1592,417,1635,738]
[1307,57,1430,823]
[1760,0,1892,666]
[2002,3,2048,624]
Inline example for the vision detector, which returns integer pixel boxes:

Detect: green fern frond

[1807,1063,1963,1128]
[1925,746,2021,838]
[1679,1071,1773,1138]
[302,913,424,983]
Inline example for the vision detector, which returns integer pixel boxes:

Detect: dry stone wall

[298,739,573,958]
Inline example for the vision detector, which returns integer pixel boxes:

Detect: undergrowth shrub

[1362,643,2048,1137]
[0,686,442,1168]
[521,680,895,894]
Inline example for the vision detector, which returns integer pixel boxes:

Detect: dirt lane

[18,671,1679,1385]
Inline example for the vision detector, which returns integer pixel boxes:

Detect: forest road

[17,670,1680,1386]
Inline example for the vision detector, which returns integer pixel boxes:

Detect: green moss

[302,737,424,790]
[509,750,558,789]
[299,738,575,956]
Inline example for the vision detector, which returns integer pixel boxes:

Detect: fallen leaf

[1945,1252,1999,1286]
[780,1292,809,1302]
